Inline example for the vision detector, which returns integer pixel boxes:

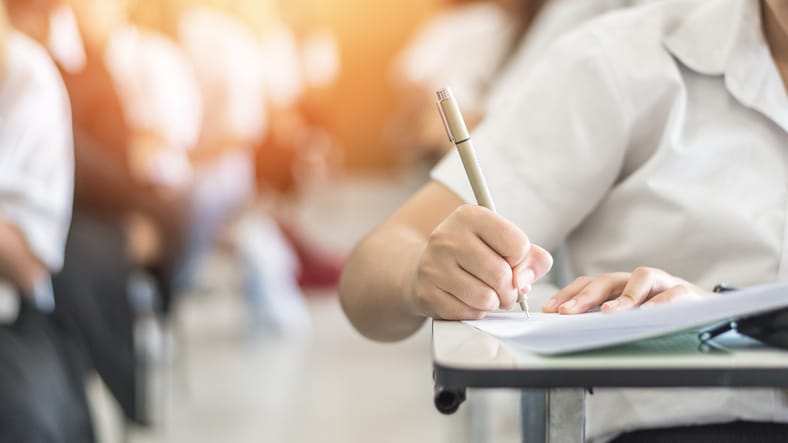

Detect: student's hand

[126,213,162,267]
[542,267,716,314]
[408,204,553,320]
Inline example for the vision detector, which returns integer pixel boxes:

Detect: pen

[435,87,530,319]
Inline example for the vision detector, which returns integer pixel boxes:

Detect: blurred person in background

[0,3,87,441]
[66,0,201,423]
[174,2,311,335]
[387,0,547,165]
[486,0,662,112]
[5,0,199,425]
[255,0,345,293]
[388,0,662,166]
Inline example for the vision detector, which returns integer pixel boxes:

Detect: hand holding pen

[435,88,551,318]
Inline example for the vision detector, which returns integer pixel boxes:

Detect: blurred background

[0,0,622,441]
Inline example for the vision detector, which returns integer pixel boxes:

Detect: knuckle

[490,265,512,289]
[454,204,477,220]
[568,276,592,289]
[499,288,517,306]
[510,227,530,249]
[596,273,616,284]
[574,290,593,304]
[427,229,452,251]
[632,266,656,277]
[474,288,498,310]
[577,275,594,285]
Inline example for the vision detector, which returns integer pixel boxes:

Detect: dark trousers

[0,303,94,443]
[51,212,138,422]
[611,420,788,443]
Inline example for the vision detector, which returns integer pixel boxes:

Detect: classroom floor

[90,171,522,443]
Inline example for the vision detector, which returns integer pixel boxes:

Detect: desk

[432,319,788,442]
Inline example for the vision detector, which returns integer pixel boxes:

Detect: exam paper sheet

[463,281,788,355]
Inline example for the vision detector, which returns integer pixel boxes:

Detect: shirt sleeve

[0,34,74,272]
[431,27,632,251]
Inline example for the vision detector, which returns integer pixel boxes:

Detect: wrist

[402,241,429,319]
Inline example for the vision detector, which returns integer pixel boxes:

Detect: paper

[463,281,788,355]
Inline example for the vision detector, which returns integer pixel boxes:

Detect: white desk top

[433,319,788,389]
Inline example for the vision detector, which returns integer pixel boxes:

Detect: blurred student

[342,0,788,441]
[176,5,310,335]
[0,4,87,441]
[255,6,344,292]
[70,0,201,420]
[173,5,263,292]
[388,0,547,164]
[6,0,200,423]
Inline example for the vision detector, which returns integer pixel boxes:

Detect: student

[6,0,199,424]
[176,5,311,335]
[340,0,788,441]
[0,4,88,441]
[388,0,547,164]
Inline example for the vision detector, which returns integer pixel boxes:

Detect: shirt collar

[663,0,788,132]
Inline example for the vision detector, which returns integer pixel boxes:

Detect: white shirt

[259,22,304,110]
[178,7,267,145]
[105,25,202,186]
[487,0,660,111]
[0,32,73,272]
[258,22,341,111]
[431,0,788,440]
[393,2,518,111]
[0,32,73,319]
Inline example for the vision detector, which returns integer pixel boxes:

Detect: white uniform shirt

[259,22,304,110]
[0,32,73,272]
[487,0,660,111]
[105,26,202,186]
[178,7,267,145]
[0,32,73,319]
[431,0,788,440]
[393,2,518,111]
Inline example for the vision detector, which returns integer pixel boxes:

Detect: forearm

[0,220,47,293]
[339,223,428,342]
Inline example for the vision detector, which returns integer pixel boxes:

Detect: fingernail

[518,268,536,286]
[519,284,532,296]
[604,300,619,308]
[544,298,557,309]
[560,299,576,311]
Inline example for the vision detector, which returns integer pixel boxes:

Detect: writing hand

[408,204,553,320]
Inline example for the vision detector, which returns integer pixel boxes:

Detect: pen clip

[436,101,456,144]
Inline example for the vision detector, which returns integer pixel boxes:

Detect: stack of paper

[463,282,788,355]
